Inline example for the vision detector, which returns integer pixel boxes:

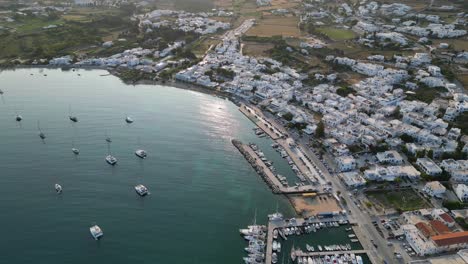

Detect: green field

[315,27,356,41]
[366,189,430,212]
[0,6,137,62]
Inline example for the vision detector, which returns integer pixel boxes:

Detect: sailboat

[37,121,46,139]
[135,137,147,159]
[105,131,112,143]
[68,105,78,123]
[72,140,80,155]
[105,139,117,165]
[55,184,62,194]
[125,115,134,124]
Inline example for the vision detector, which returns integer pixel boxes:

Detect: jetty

[231,139,318,194]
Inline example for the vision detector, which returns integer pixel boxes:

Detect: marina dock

[293,249,368,257]
[265,217,360,264]
[232,139,318,194]
[239,104,284,140]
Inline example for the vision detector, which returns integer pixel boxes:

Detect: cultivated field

[242,41,274,57]
[315,27,356,41]
[366,189,431,212]
[246,16,301,37]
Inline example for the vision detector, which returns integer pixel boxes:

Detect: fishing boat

[89,225,103,240]
[134,184,149,196]
[125,116,134,124]
[135,149,147,159]
[55,184,62,194]
[105,155,117,165]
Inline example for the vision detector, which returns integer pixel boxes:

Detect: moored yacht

[134,184,149,196]
[105,155,117,165]
[135,149,147,159]
[69,115,78,122]
[55,184,62,194]
[68,106,78,122]
[37,121,46,139]
[89,225,103,240]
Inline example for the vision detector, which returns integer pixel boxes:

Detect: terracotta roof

[416,222,437,238]
[431,231,468,247]
[439,213,455,223]
[429,220,451,235]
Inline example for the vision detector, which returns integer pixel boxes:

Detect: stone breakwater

[231,139,281,194]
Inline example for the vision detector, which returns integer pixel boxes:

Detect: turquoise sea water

[0,68,297,264]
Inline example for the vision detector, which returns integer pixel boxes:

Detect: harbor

[232,139,318,194]
[240,212,372,264]
[236,103,374,264]
[0,68,296,264]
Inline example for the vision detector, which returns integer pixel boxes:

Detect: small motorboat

[55,184,62,194]
[134,184,149,196]
[72,148,80,155]
[125,116,134,124]
[16,115,22,122]
[105,155,117,165]
[135,149,147,159]
[89,225,103,240]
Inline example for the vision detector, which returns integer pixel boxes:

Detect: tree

[316,121,325,138]
[400,133,415,143]
[427,149,434,159]
[283,112,293,121]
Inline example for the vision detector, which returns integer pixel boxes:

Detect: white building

[336,156,357,172]
[339,171,366,188]
[376,150,404,164]
[422,181,446,198]
[455,184,468,202]
[417,158,443,176]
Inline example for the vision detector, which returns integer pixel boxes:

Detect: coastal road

[242,102,396,263]
[295,137,396,264]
